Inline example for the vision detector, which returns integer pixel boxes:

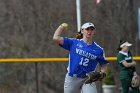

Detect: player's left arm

[100,63,108,73]
[85,64,108,84]
[85,49,109,84]
[99,49,109,74]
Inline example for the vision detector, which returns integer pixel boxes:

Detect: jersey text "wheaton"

[76,48,97,60]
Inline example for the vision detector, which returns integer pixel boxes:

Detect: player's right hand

[61,23,68,29]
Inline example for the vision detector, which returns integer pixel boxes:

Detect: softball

[61,23,68,29]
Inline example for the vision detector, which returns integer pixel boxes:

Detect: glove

[85,71,106,84]
[131,73,140,88]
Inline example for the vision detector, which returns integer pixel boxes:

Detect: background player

[53,22,109,93]
[117,41,140,93]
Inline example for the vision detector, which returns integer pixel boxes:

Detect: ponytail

[117,40,126,52]
[75,30,83,39]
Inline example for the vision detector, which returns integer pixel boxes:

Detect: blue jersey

[60,37,108,77]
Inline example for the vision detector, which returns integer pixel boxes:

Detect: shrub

[103,67,115,85]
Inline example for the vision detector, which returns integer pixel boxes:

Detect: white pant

[64,74,97,93]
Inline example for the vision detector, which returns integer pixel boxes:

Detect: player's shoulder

[71,38,83,42]
[64,37,77,42]
[64,37,84,44]
[94,42,104,51]
[117,52,122,57]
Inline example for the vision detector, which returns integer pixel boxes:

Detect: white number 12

[79,57,89,66]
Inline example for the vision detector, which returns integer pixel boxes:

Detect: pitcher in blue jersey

[53,22,109,93]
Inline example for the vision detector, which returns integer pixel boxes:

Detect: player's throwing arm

[53,23,68,45]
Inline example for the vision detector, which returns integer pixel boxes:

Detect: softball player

[53,22,109,93]
[117,41,140,93]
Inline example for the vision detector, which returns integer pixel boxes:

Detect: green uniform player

[117,41,140,93]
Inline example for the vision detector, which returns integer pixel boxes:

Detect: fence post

[35,62,39,93]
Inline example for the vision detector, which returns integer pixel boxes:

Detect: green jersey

[117,51,134,79]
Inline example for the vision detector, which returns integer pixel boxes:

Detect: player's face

[83,27,95,38]
[122,46,130,52]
